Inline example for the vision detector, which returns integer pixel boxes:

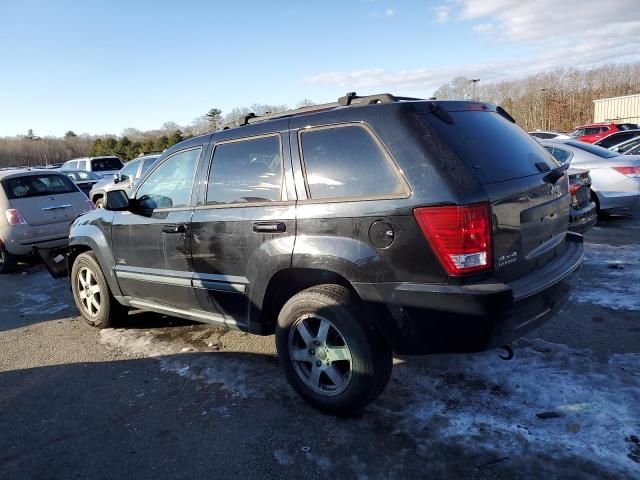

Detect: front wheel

[71,252,124,328]
[94,197,105,209]
[276,285,392,416]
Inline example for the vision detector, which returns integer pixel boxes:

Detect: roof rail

[220,92,424,130]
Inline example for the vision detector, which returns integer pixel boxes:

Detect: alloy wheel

[77,266,102,318]
[288,314,353,396]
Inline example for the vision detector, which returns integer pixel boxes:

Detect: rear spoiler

[35,246,69,278]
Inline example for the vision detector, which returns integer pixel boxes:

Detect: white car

[528,130,571,140]
[60,156,124,179]
[541,140,640,214]
[0,169,94,272]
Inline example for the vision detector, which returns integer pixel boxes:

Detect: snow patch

[382,338,640,477]
[99,328,291,399]
[571,243,640,310]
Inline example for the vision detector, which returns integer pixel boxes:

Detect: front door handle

[162,224,186,234]
[253,222,286,233]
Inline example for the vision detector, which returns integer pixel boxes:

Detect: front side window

[299,125,404,199]
[140,157,159,176]
[206,135,283,205]
[136,147,201,209]
[119,159,141,180]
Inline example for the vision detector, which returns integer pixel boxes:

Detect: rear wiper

[496,106,516,123]
[543,164,568,184]
[428,102,454,124]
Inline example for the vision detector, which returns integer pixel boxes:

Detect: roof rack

[220,92,424,130]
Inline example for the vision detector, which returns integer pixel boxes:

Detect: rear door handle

[252,222,286,233]
[162,224,186,234]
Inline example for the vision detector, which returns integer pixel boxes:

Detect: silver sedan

[541,139,640,214]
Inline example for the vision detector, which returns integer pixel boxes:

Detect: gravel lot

[1,216,639,479]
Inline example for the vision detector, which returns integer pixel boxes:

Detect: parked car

[542,140,640,214]
[568,123,639,144]
[88,153,161,208]
[566,169,597,233]
[607,135,640,154]
[624,144,640,156]
[55,93,583,415]
[64,170,102,197]
[528,130,571,140]
[0,170,94,272]
[60,156,124,179]
[593,129,640,149]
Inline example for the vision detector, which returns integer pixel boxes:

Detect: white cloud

[370,8,395,18]
[306,0,640,93]
[435,6,450,23]
[472,22,494,33]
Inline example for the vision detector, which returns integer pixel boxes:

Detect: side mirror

[105,189,131,211]
[113,173,120,183]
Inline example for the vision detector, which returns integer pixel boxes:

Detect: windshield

[91,157,123,172]
[2,174,78,199]
[566,140,620,158]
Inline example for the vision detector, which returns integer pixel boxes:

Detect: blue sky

[1,0,639,137]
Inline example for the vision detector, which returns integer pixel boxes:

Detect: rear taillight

[569,184,580,195]
[612,166,640,177]
[5,209,28,226]
[85,200,95,211]
[414,203,492,276]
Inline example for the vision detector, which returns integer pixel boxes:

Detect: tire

[94,197,105,209]
[71,252,124,328]
[0,246,17,274]
[276,284,393,416]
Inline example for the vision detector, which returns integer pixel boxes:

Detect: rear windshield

[2,174,78,199]
[421,111,557,184]
[91,157,123,171]
[565,140,620,158]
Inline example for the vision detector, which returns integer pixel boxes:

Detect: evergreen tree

[205,108,222,130]
[154,135,169,151]
[168,129,184,146]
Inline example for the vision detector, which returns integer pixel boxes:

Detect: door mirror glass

[105,189,131,211]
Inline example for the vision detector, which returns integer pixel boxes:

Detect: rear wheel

[276,285,392,416]
[71,252,124,328]
[0,246,17,274]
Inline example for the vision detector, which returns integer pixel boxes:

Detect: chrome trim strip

[128,298,246,328]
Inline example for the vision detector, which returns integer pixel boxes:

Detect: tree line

[0,100,314,168]
[1,61,639,169]
[433,62,640,132]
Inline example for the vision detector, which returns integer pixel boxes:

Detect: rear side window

[421,112,557,184]
[2,174,78,199]
[597,132,634,148]
[544,146,572,164]
[206,135,283,205]
[91,157,123,172]
[299,125,405,199]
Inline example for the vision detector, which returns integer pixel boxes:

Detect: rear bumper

[353,233,583,355]
[569,201,597,234]
[4,234,69,255]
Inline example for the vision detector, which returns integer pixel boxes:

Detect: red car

[569,122,639,143]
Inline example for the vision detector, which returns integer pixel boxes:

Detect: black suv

[62,93,583,415]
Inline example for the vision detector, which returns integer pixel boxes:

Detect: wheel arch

[257,268,356,335]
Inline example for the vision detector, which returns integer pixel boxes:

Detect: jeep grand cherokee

[61,93,583,415]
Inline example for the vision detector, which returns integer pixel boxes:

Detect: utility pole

[471,79,480,100]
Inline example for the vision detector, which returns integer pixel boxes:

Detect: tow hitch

[498,345,514,361]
